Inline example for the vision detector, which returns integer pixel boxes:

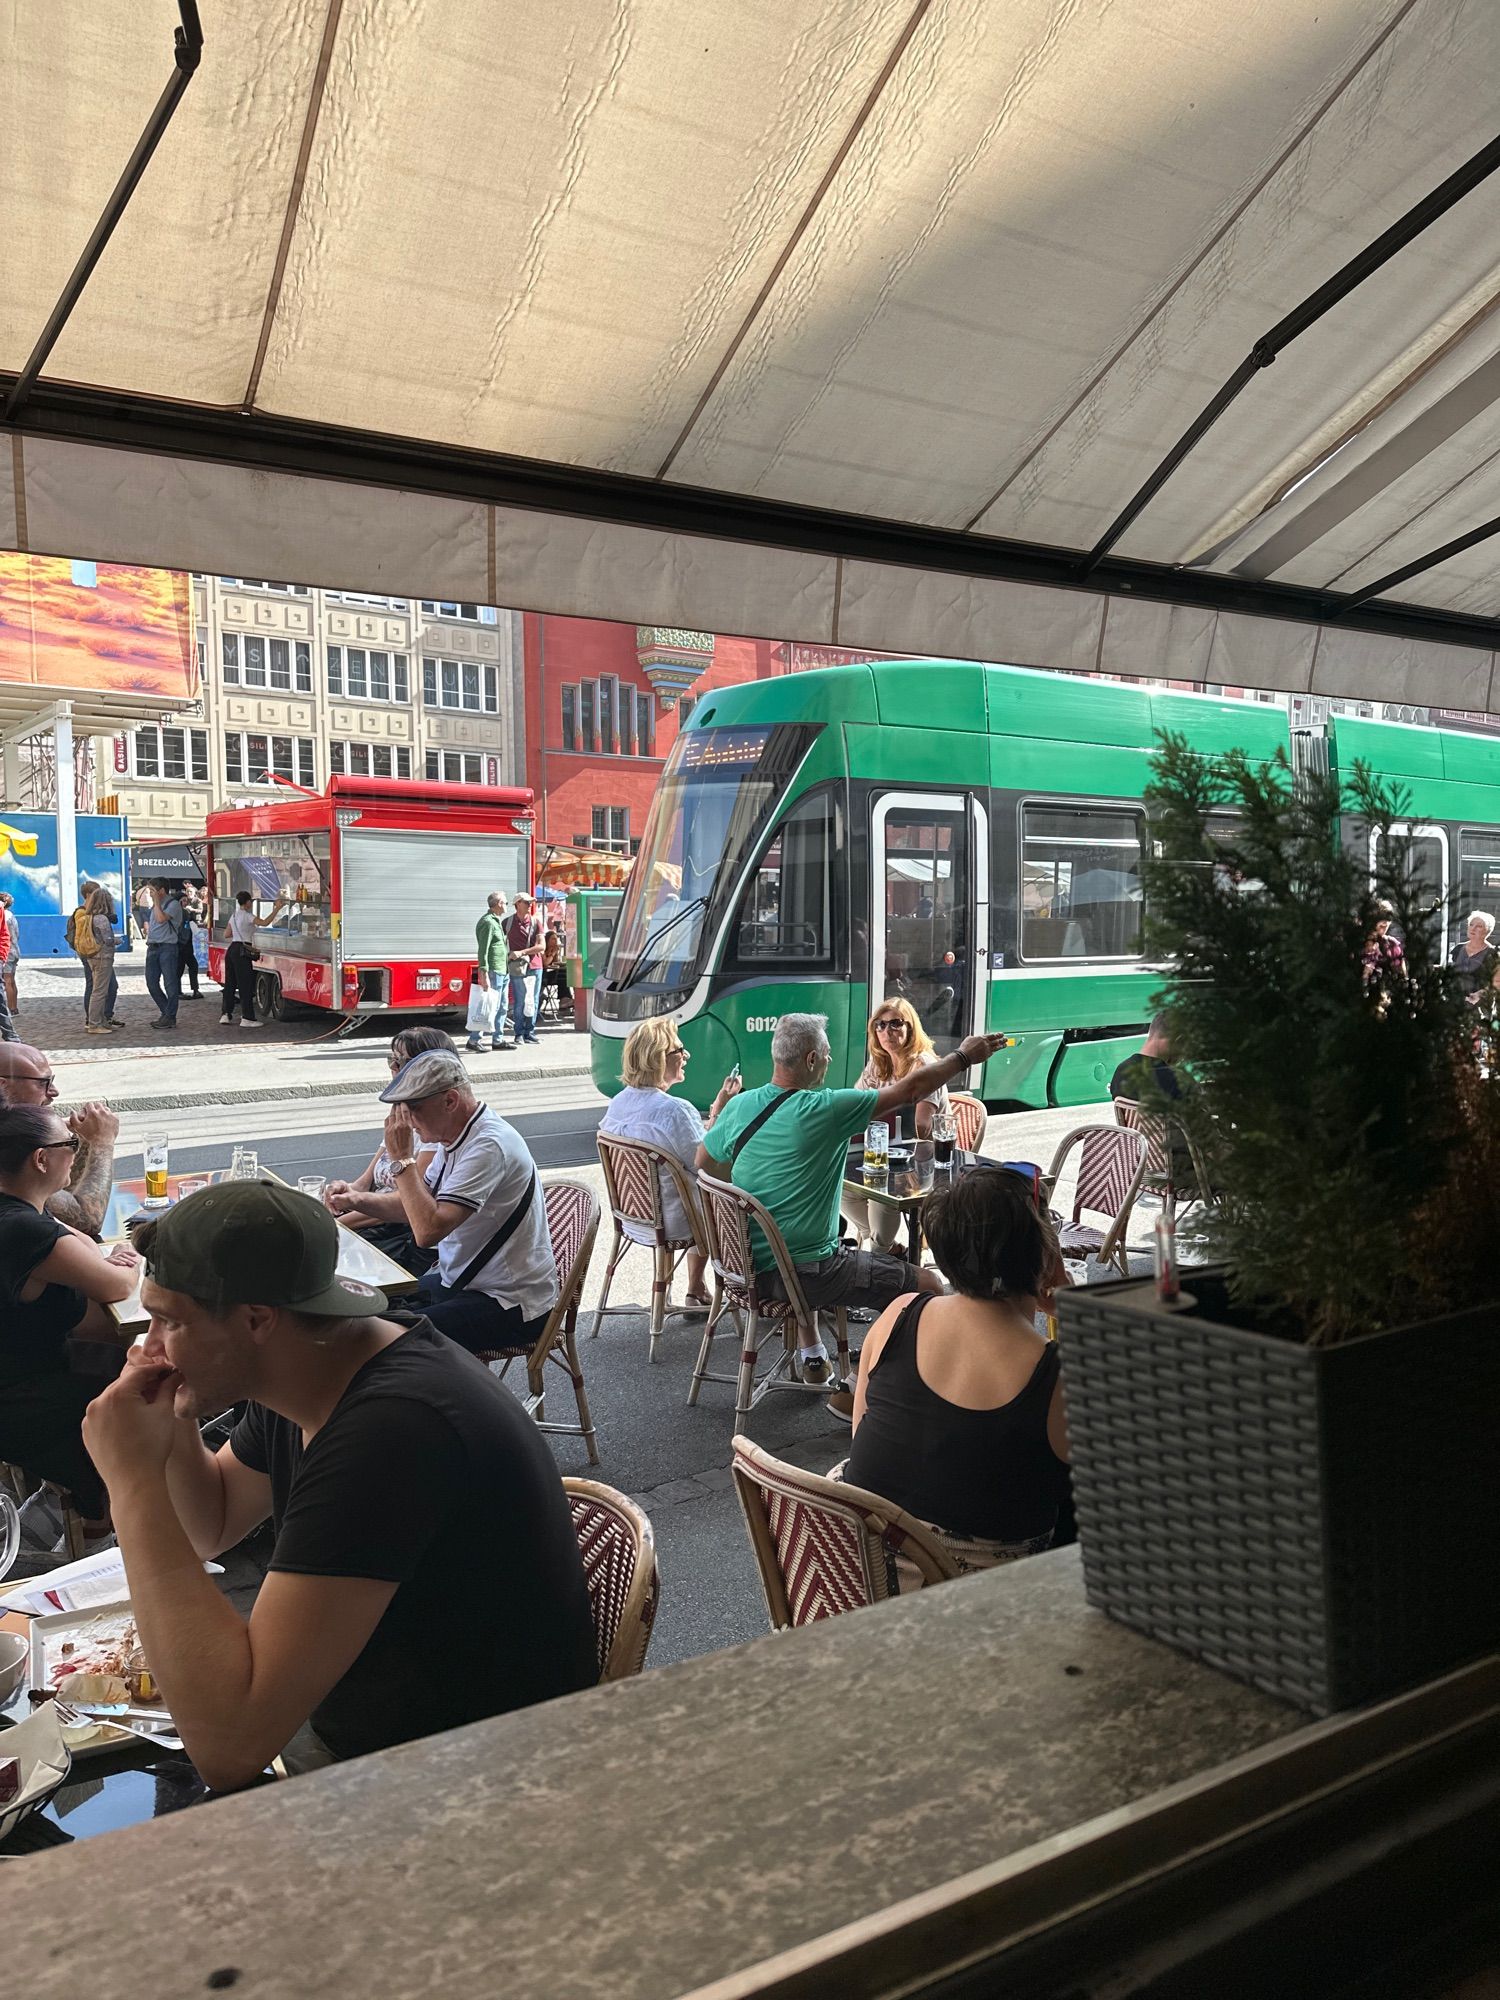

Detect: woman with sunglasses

[0,1104,140,1542]
[844,997,949,1253]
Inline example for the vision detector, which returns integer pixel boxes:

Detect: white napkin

[0,1703,71,1829]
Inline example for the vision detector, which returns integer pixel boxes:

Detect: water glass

[143,1134,170,1208]
[230,1147,260,1182]
[913,1138,935,1190]
[297,1175,327,1203]
[177,1178,209,1201]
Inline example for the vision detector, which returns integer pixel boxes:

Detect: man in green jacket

[468,892,512,1052]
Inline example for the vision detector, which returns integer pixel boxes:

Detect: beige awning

[7,0,1500,707]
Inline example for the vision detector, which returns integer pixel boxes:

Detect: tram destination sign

[677,726,772,773]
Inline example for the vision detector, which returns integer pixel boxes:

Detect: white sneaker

[797,1347,833,1386]
[241,1018,261,1029]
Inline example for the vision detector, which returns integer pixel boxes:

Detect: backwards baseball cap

[379,1047,469,1105]
[132,1180,386,1317]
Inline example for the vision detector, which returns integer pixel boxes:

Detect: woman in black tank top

[845,1168,1070,1546]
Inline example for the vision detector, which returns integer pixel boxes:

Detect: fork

[51,1699,182,1749]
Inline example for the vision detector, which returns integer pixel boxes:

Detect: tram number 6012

[745,1015,781,1035]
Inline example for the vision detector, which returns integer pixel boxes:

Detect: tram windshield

[607,722,821,994]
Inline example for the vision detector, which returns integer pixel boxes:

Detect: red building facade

[522,613,884,857]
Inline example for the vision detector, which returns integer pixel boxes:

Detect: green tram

[589,660,1500,1112]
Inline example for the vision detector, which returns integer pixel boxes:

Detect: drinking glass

[177,1178,209,1200]
[297,1175,327,1203]
[913,1138,935,1190]
[932,1108,956,1169]
[230,1147,260,1182]
[143,1134,170,1208]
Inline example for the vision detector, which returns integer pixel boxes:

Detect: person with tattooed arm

[0,1043,120,1238]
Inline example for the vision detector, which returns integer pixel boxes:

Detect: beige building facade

[95,578,526,836]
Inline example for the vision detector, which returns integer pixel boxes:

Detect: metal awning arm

[2,2,202,427]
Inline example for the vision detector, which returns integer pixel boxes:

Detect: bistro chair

[563,1479,660,1681]
[477,1180,601,1464]
[731,1438,961,1629]
[0,1462,86,1561]
[593,1133,710,1360]
[691,1173,851,1428]
[948,1091,988,1154]
[1044,1123,1149,1278]
[1113,1097,1214,1226]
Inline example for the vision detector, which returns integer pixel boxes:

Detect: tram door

[870,792,987,1059]
[1369,823,1449,944]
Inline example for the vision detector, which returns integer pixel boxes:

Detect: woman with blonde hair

[844,997,950,1251]
[598,1018,740,1305]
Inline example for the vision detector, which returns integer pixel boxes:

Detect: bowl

[0,1632,27,1710]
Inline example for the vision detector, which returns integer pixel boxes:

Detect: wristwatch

[390,1157,417,1177]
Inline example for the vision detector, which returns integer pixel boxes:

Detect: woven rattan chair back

[597,1131,668,1236]
[948,1092,987,1153]
[731,1437,960,1628]
[696,1171,766,1303]
[1045,1123,1148,1275]
[563,1478,660,1681]
[1113,1097,1172,1179]
[476,1179,602,1464]
[592,1133,708,1358]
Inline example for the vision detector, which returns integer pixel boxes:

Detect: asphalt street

[110,1078,1111,1670]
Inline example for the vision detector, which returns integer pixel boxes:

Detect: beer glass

[144,1134,170,1208]
[932,1108,956,1169]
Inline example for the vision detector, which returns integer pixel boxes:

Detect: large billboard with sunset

[0,554,196,699]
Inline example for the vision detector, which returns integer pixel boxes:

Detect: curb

[98,1058,595,1116]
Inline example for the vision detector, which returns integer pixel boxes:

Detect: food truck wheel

[255,971,286,1020]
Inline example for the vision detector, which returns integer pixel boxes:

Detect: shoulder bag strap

[451,1166,539,1293]
[728,1087,798,1171]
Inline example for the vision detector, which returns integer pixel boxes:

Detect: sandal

[683,1290,712,1308]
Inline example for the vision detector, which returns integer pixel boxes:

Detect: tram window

[1458,832,1500,931]
[878,804,969,1051]
[733,793,835,966]
[1022,805,1142,960]
[1370,828,1447,934]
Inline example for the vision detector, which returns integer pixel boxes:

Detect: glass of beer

[933,1108,956,1170]
[144,1135,170,1208]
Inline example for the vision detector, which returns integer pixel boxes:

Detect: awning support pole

[1075,127,1500,582]
[53,704,77,918]
[1,1,202,427]
[1331,508,1500,615]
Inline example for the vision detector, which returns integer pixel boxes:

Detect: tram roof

[8,3,1500,711]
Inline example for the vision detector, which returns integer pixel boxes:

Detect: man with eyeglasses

[328,1049,556,1355]
[0,1042,120,1236]
[0,1103,138,1542]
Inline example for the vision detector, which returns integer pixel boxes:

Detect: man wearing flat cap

[328,1047,557,1357]
[81,1181,595,1788]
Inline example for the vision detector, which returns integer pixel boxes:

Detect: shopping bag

[466,980,498,1037]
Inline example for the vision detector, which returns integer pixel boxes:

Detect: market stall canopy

[8,2,1500,709]
[539,846,632,889]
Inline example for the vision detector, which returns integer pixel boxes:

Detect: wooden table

[103,1171,420,1336]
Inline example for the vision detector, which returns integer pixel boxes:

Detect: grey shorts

[763,1247,921,1313]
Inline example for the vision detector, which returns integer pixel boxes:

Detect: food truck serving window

[212,835,331,957]
[340,829,529,958]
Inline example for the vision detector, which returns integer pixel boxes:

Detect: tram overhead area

[4,3,1500,714]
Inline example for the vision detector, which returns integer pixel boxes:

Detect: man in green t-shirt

[469,892,512,1052]
[699,1012,1009,1388]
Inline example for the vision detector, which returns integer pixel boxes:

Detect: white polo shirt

[426,1104,557,1321]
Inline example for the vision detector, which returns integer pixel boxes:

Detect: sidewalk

[9,958,593,1112]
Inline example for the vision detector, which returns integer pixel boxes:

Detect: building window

[579,680,596,753]
[327,645,410,703]
[424,750,484,784]
[419,600,498,623]
[329,741,412,779]
[217,578,309,595]
[221,632,312,693]
[421,656,498,713]
[592,806,629,852]
[565,678,654,755]
[561,685,577,752]
[132,725,208,783]
[195,631,207,678]
[637,692,655,756]
[326,591,409,610]
[620,687,635,757]
[599,676,616,756]
[224,733,315,789]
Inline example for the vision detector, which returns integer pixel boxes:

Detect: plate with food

[27,1601,173,1755]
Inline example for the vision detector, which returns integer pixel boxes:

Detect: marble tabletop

[0,1547,1301,1999]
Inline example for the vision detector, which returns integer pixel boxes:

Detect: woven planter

[1056,1271,1500,1714]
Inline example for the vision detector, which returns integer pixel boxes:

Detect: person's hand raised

[957,1031,1010,1066]
[69,1101,120,1146]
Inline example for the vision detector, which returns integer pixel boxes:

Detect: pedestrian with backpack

[66,878,118,1029]
[82,884,121,1033]
[142,878,184,1031]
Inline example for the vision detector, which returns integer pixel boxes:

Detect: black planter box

[1056,1271,1500,1714]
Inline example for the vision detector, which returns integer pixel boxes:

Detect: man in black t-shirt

[82,1181,597,1788]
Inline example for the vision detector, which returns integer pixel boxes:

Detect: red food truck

[203,776,535,1020]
